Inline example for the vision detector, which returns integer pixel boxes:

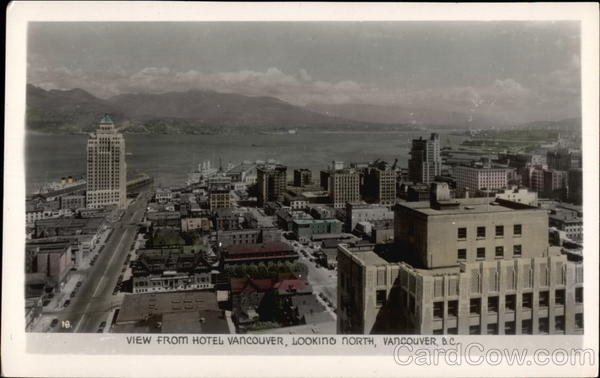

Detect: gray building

[408,133,441,185]
[345,202,393,233]
[337,183,583,335]
[256,163,287,207]
[293,169,312,187]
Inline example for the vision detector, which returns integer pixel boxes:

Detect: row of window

[457,245,521,260]
[434,313,583,335]
[432,288,583,319]
[458,224,521,240]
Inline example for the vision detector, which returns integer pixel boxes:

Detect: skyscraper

[256,163,287,207]
[86,115,127,209]
[408,133,441,184]
[329,168,361,209]
[363,166,397,205]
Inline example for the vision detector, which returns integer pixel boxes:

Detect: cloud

[28,64,579,124]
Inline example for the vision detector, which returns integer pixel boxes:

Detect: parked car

[70,291,76,298]
[43,299,51,306]
[50,318,59,328]
[63,300,71,308]
[76,281,82,287]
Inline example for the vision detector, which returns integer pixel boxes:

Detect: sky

[27,22,581,124]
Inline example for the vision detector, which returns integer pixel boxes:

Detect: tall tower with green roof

[86,114,127,209]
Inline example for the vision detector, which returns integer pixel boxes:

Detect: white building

[495,186,538,206]
[86,115,127,209]
[453,165,510,195]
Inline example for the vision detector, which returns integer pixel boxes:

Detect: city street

[292,243,338,317]
[36,188,151,333]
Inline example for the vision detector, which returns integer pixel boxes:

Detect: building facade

[130,247,214,294]
[86,115,127,209]
[363,168,396,205]
[337,184,583,335]
[345,202,394,233]
[408,133,441,184]
[293,169,313,187]
[209,185,232,211]
[256,164,287,207]
[453,165,510,195]
[329,168,361,209]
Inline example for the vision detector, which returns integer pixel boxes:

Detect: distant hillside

[306,102,497,128]
[26,85,410,134]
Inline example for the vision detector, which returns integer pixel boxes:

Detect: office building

[86,114,127,209]
[542,169,568,199]
[293,169,312,187]
[568,168,582,205]
[408,133,441,184]
[453,164,510,195]
[130,247,214,294]
[345,202,394,233]
[546,148,572,171]
[320,170,331,191]
[256,163,287,207]
[209,185,232,211]
[363,167,396,205]
[329,168,361,209]
[337,183,583,335]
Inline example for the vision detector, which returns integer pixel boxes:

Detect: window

[457,249,467,261]
[448,300,459,317]
[555,315,565,334]
[575,313,583,330]
[376,290,387,307]
[469,325,481,335]
[477,226,486,238]
[495,225,504,238]
[523,293,533,309]
[575,287,583,303]
[433,328,444,335]
[522,319,533,334]
[488,296,499,313]
[457,227,467,240]
[495,246,504,258]
[505,321,516,335]
[476,247,486,260]
[470,298,481,315]
[433,302,444,319]
[447,327,458,335]
[555,289,565,305]
[487,323,498,335]
[539,291,549,307]
[504,294,517,311]
[377,269,386,286]
[536,319,549,336]
[513,245,522,257]
[514,224,522,236]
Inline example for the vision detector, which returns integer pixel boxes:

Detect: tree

[257,262,268,279]
[291,261,308,279]
[246,264,259,278]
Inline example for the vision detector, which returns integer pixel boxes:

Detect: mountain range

[26,85,409,135]
[26,84,580,135]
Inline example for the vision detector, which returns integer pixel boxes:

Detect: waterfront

[26,130,467,192]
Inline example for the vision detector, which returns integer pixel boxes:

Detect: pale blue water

[26,131,466,193]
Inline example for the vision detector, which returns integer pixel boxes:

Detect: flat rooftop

[117,290,220,323]
[396,198,543,217]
